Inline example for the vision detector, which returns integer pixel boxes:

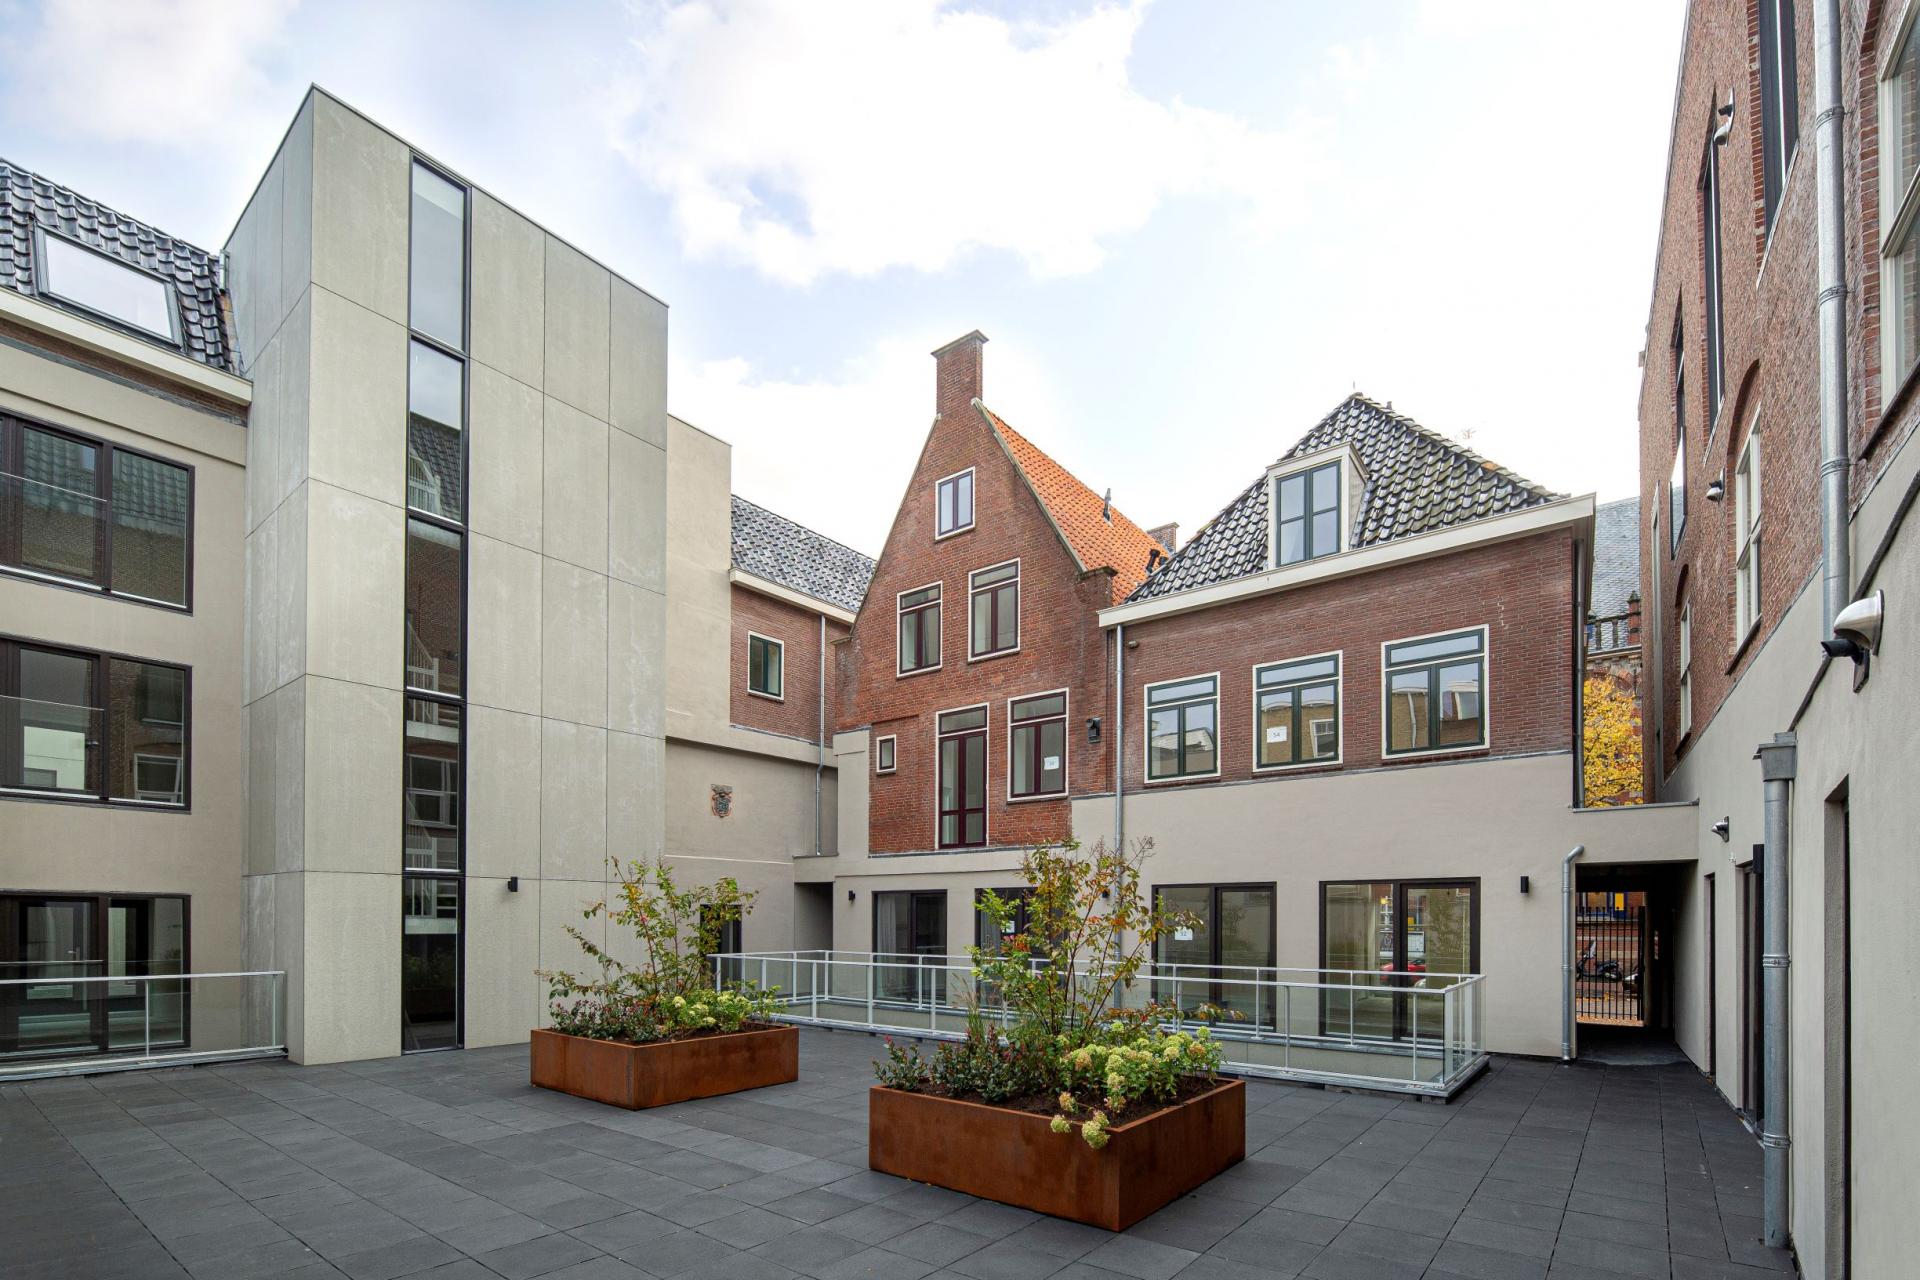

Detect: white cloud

[672,332,1074,553]
[7,0,296,145]
[610,0,1317,284]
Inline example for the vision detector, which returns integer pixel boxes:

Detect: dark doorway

[1741,859,1763,1116]
[1705,872,1717,1079]
[874,890,945,1003]
[0,892,188,1059]
[1573,864,1684,1058]
[1154,884,1278,1025]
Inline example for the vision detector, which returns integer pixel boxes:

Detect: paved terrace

[0,1028,1793,1280]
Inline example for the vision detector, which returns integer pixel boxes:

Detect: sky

[0,0,1685,557]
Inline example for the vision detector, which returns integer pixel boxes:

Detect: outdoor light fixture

[1519,875,1530,895]
[507,876,520,893]
[1706,475,1726,502]
[1086,716,1103,744]
[1710,818,1731,842]
[847,889,856,903]
[1821,590,1885,690]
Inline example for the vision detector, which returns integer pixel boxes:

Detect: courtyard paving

[0,1028,1795,1280]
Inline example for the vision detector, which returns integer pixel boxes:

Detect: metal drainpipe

[1756,732,1796,1248]
[1813,0,1852,634]
[1561,844,1584,1062]
[814,613,825,855]
[1113,623,1125,851]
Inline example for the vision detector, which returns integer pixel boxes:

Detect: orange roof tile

[979,404,1168,604]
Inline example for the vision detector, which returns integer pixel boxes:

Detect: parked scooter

[1577,940,1623,982]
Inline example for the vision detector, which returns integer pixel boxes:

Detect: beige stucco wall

[0,338,249,1003]
[1660,412,1920,1280]
[229,88,670,1062]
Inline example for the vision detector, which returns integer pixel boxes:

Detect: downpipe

[1756,733,1797,1249]
[1113,622,1125,851]
[1561,844,1584,1062]
[1813,0,1852,633]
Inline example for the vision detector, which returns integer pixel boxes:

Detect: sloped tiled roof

[1590,496,1640,618]
[0,159,234,372]
[981,405,1169,604]
[1130,394,1562,602]
[731,495,876,614]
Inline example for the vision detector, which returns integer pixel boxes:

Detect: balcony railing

[0,692,103,795]
[0,970,286,1080]
[2,469,107,584]
[709,950,1487,1097]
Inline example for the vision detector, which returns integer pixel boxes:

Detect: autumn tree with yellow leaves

[1583,674,1643,807]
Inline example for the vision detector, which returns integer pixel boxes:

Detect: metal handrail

[0,970,288,1081]
[0,969,281,985]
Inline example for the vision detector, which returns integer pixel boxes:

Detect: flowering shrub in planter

[867,839,1245,1227]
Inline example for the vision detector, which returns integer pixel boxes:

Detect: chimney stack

[932,330,987,419]
[1145,522,1178,552]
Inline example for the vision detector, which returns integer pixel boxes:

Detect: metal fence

[1574,905,1646,1026]
[0,971,287,1080]
[710,950,1487,1097]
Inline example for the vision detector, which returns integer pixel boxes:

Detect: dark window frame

[1151,881,1278,1015]
[0,635,191,810]
[967,559,1020,660]
[1758,0,1799,239]
[1252,652,1341,770]
[1273,459,1342,566]
[0,890,193,1060]
[1144,673,1220,782]
[897,581,943,676]
[29,225,183,348]
[874,734,896,774]
[1381,627,1488,758]
[935,467,975,539]
[1670,318,1687,555]
[747,631,785,700]
[935,703,988,850]
[1702,135,1727,433]
[1007,688,1067,801]
[1317,877,1481,1040]
[0,413,195,612]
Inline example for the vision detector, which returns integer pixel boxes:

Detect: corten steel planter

[868,1079,1245,1231]
[529,1024,798,1109]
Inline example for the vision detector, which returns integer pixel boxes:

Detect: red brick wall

[1117,529,1577,793]
[840,337,1113,853]
[730,584,848,745]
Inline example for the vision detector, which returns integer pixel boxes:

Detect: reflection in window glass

[748,633,783,697]
[19,428,101,581]
[407,341,464,519]
[401,875,459,1051]
[11,647,95,793]
[405,520,463,696]
[39,234,176,341]
[107,659,185,804]
[403,699,461,871]
[110,450,189,605]
[409,164,467,350]
[1384,630,1486,755]
[1145,676,1218,779]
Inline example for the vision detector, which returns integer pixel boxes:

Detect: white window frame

[1142,672,1222,784]
[934,702,990,850]
[935,467,975,540]
[1734,432,1763,642]
[896,581,943,678]
[967,558,1021,661]
[1882,6,1920,399]
[1678,601,1694,741]
[131,753,184,805]
[1006,688,1069,802]
[1379,625,1492,760]
[1250,651,1343,773]
[30,226,182,346]
[746,631,784,701]
[874,734,896,774]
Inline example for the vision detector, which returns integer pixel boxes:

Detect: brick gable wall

[730,583,848,745]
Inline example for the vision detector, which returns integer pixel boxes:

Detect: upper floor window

[748,632,784,699]
[1882,20,1920,394]
[968,560,1019,659]
[410,162,467,351]
[1759,0,1799,236]
[1,639,187,806]
[1274,460,1341,566]
[1383,628,1486,756]
[1254,653,1340,769]
[1008,691,1067,799]
[1735,433,1762,638]
[1702,136,1727,431]
[1146,674,1219,782]
[32,228,179,345]
[1678,601,1694,739]
[898,583,942,675]
[1,417,190,608]
[936,468,974,538]
[407,341,465,522]
[1669,322,1687,557]
[936,704,988,849]
[875,734,896,774]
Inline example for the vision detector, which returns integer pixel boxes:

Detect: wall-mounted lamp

[847,889,857,903]
[507,876,520,893]
[1705,476,1726,502]
[1519,875,1530,895]
[1086,716,1102,744]
[1710,817,1731,842]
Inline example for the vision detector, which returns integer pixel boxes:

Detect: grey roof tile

[1129,394,1562,602]
[0,158,234,372]
[1589,497,1640,619]
[731,495,875,614]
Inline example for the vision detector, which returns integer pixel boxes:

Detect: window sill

[896,664,943,679]
[1142,771,1222,787]
[0,788,188,813]
[1726,617,1764,671]
[1006,791,1067,804]
[1381,743,1490,764]
[0,564,191,614]
[747,689,785,703]
[934,525,975,542]
[967,647,1020,664]
[1253,757,1344,776]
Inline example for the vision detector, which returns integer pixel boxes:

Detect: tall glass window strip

[1735,434,1762,637]
[0,641,187,805]
[1702,139,1726,429]
[936,705,987,849]
[1,418,190,607]
[1678,602,1694,740]
[898,583,941,674]
[402,158,468,1052]
[1254,654,1339,768]
[1758,0,1799,235]
[936,469,974,537]
[1008,691,1066,799]
[1146,675,1218,781]
[1275,461,1340,566]
[1383,629,1486,755]
[1670,324,1686,555]
[968,560,1019,658]
[1883,22,1920,394]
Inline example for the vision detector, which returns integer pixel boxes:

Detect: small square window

[875,735,896,773]
[936,469,974,538]
[748,633,784,699]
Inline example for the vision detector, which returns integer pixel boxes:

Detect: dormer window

[1274,460,1341,566]
[33,228,180,345]
[936,468,974,538]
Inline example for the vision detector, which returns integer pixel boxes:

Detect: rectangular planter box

[869,1079,1245,1231]
[530,1024,798,1109]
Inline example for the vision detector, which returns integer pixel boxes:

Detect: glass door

[0,898,98,1055]
[1321,882,1397,1039]
[874,890,946,1003]
[1152,885,1276,1025]
[105,898,186,1050]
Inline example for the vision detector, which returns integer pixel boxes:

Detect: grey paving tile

[886,1222,996,1267]
[471,1231,607,1279]
[1425,1239,1550,1280]
[809,1246,938,1280]
[746,1224,869,1275]
[1075,1234,1196,1280]
[948,1240,1072,1280]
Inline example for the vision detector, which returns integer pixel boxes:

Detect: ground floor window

[974,887,1034,953]
[0,892,186,1059]
[1321,879,1477,1040]
[1152,884,1275,1024]
[874,889,945,1003]
[401,876,459,1052]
